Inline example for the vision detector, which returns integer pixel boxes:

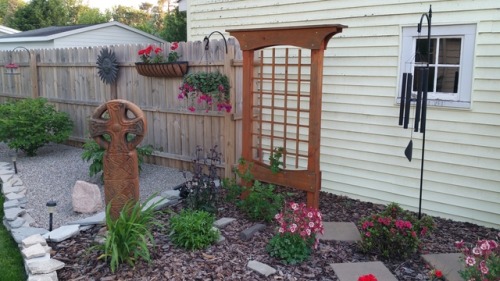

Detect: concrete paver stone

[22,234,47,248]
[22,244,47,259]
[27,259,65,275]
[43,224,80,242]
[331,261,398,281]
[318,222,361,241]
[422,253,463,281]
[247,260,276,277]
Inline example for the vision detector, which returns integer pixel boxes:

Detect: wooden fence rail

[0,39,243,176]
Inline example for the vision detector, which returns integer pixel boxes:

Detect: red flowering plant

[178,71,231,112]
[358,202,435,259]
[266,202,324,264]
[358,274,378,281]
[5,63,19,69]
[455,235,500,281]
[138,45,165,63]
[167,42,180,62]
[428,268,445,280]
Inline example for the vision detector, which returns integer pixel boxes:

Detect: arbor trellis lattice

[229,25,346,207]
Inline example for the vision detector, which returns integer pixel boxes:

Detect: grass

[0,193,26,281]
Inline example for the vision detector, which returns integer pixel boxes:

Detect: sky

[84,0,154,12]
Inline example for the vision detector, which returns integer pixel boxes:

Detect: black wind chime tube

[399,73,408,126]
[404,73,412,129]
[420,68,429,133]
[414,68,424,132]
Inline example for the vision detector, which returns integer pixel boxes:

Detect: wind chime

[398,6,432,219]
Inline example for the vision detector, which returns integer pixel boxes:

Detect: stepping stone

[422,253,463,281]
[43,225,80,242]
[27,271,58,281]
[331,261,398,281]
[68,212,105,225]
[247,260,276,277]
[213,217,236,229]
[318,222,361,241]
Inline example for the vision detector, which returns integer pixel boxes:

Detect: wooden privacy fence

[0,39,244,176]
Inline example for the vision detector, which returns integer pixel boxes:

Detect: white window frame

[399,24,476,108]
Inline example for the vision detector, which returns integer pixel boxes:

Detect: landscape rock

[9,217,26,228]
[5,192,24,201]
[43,224,80,242]
[213,217,236,229]
[239,223,266,241]
[142,196,169,211]
[27,271,58,281]
[3,199,19,209]
[71,180,103,213]
[68,211,105,225]
[22,244,47,259]
[161,189,180,199]
[5,207,25,221]
[12,227,49,244]
[247,260,276,277]
[2,183,25,195]
[27,259,65,275]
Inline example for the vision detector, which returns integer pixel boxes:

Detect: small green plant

[98,196,163,273]
[0,98,73,156]
[169,209,219,250]
[269,147,284,174]
[180,145,222,213]
[266,202,324,264]
[456,237,499,281]
[358,202,435,260]
[81,137,153,179]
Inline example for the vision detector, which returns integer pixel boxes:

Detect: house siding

[188,0,500,228]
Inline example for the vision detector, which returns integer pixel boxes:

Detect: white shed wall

[188,0,500,228]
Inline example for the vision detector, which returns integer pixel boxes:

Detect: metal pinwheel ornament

[96,48,119,85]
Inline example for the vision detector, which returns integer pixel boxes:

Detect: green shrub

[81,137,153,179]
[358,202,435,260]
[267,232,314,264]
[98,196,163,273]
[0,98,73,156]
[169,209,219,250]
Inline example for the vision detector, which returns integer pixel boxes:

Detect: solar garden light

[46,200,57,231]
[9,151,17,174]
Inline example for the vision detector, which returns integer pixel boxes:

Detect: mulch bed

[52,187,499,280]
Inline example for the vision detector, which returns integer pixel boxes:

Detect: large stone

[22,234,47,248]
[5,207,25,221]
[72,180,103,213]
[43,224,80,242]
[22,244,47,259]
[247,260,276,277]
[12,227,49,244]
[27,259,65,274]
[27,271,58,281]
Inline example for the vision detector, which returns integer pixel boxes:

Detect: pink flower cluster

[274,202,324,249]
[5,63,19,69]
[362,215,417,238]
[178,83,232,113]
[456,238,499,278]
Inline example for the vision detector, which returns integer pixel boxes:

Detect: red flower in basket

[358,274,378,281]
[138,45,164,63]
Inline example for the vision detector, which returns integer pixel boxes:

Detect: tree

[0,0,26,27]
[111,5,150,27]
[160,8,186,42]
[9,0,70,31]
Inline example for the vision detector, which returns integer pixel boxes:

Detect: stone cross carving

[89,99,147,219]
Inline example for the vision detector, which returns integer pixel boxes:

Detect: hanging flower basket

[135,61,189,78]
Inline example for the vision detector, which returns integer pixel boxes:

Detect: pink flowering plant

[266,202,324,264]
[455,236,500,281]
[178,71,231,112]
[167,42,180,62]
[359,202,435,259]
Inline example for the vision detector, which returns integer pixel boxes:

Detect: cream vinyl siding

[188,0,500,228]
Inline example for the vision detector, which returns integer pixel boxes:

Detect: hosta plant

[266,202,324,264]
[168,209,219,250]
[358,202,435,259]
[98,196,163,273]
[455,237,499,281]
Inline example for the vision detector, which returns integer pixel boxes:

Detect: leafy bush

[358,202,435,260]
[269,147,284,174]
[0,98,73,156]
[456,237,500,281]
[169,209,219,250]
[180,145,222,213]
[223,158,284,222]
[267,202,324,264]
[81,137,153,179]
[98,196,163,273]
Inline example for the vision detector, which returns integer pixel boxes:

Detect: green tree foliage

[9,0,70,31]
[160,8,187,42]
[0,0,25,26]
[111,5,150,28]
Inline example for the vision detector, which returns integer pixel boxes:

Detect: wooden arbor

[228,25,345,208]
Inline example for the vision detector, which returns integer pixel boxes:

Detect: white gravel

[0,143,187,230]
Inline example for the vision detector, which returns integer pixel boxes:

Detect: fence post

[30,53,39,98]
[223,44,236,178]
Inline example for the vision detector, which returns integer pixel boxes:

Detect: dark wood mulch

[52,187,499,280]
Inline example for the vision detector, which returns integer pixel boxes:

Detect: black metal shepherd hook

[398,6,432,219]
[203,31,228,54]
